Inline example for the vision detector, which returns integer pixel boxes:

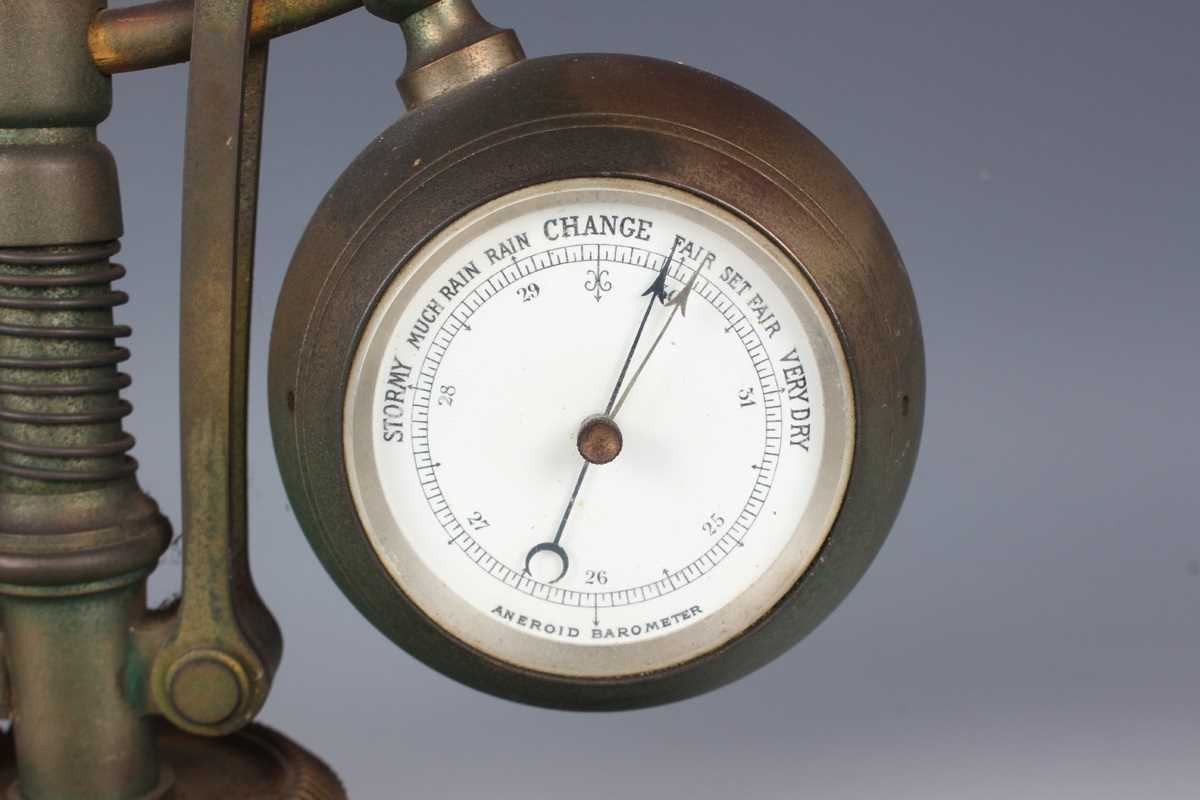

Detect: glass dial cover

[344,178,854,678]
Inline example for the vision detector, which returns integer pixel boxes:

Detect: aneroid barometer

[271,0,923,710]
[0,0,919,796]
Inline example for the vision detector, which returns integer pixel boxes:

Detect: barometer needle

[610,251,706,418]
[602,237,681,415]
[523,461,589,583]
[524,239,682,583]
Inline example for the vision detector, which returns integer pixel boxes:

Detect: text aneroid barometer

[270,5,923,710]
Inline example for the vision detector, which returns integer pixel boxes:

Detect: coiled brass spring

[0,241,139,485]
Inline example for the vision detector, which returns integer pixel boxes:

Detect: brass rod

[89,0,361,74]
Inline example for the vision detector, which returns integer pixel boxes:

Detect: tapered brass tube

[89,0,361,74]
[3,584,166,799]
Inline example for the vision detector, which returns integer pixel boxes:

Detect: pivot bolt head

[166,651,249,728]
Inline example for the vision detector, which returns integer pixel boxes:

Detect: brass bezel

[270,53,924,710]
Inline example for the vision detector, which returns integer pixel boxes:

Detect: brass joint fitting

[369,0,526,109]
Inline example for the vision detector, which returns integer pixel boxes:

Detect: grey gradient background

[100,1,1198,797]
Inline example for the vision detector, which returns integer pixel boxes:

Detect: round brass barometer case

[270,54,923,709]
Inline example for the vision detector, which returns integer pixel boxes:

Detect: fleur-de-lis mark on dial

[584,263,613,302]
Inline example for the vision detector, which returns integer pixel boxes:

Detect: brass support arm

[148,0,282,737]
[89,0,362,74]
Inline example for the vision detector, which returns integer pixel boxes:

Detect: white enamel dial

[344,178,853,678]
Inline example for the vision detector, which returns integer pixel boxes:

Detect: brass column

[0,1,172,797]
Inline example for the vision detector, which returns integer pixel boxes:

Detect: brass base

[0,722,346,799]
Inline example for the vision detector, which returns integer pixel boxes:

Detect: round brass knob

[165,651,250,729]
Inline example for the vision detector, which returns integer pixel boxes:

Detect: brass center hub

[577,414,623,465]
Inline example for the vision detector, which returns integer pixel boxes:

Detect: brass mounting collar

[399,28,525,109]
[376,0,525,109]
